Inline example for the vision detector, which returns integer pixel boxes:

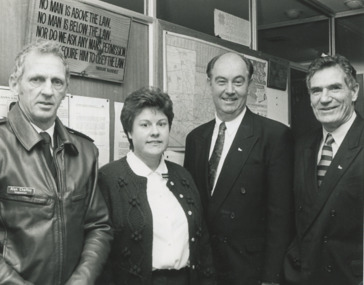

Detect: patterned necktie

[208,122,226,193]
[317,133,334,187]
[40,132,56,179]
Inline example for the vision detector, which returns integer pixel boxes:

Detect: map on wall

[164,32,268,148]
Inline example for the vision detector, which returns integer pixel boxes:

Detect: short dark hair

[206,52,254,79]
[121,87,174,150]
[10,39,70,86]
[306,54,357,90]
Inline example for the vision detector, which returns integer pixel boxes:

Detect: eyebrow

[28,74,65,80]
[309,83,343,92]
[214,75,245,81]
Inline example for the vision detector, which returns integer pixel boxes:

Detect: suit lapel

[302,130,322,201]
[301,116,364,235]
[210,110,258,218]
[196,121,214,199]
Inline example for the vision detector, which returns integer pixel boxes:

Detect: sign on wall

[27,0,131,83]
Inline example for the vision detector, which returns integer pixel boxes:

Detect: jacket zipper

[54,146,65,285]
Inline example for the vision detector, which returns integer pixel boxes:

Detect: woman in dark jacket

[98,87,215,285]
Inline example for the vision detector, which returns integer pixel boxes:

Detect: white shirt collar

[31,122,55,147]
[127,151,168,177]
[215,107,246,136]
[322,112,356,146]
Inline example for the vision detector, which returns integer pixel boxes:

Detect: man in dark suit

[284,54,363,285]
[184,52,294,285]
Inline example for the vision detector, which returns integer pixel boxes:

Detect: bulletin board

[157,20,290,149]
[163,31,268,148]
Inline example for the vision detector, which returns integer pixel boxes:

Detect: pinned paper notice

[214,9,251,47]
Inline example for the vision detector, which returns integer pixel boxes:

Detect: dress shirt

[317,112,356,163]
[126,151,190,270]
[31,122,55,153]
[209,108,246,194]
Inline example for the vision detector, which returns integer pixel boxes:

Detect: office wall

[0,0,149,160]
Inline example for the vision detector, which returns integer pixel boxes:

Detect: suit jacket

[97,157,216,285]
[284,114,364,285]
[184,108,294,285]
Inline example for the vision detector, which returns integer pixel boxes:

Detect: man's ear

[207,77,212,86]
[248,78,253,87]
[9,75,19,95]
[351,83,359,103]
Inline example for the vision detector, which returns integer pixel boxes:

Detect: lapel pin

[338,165,343,169]
[238,148,243,152]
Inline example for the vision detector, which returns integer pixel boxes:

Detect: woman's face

[128,107,170,165]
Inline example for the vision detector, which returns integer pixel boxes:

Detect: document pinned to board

[68,95,110,167]
[0,87,17,117]
[214,9,251,47]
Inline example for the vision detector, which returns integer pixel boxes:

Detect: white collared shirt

[317,112,357,163]
[126,151,189,270]
[31,122,56,153]
[209,108,246,194]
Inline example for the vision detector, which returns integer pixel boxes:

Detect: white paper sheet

[57,95,70,127]
[164,149,184,166]
[214,9,251,47]
[69,95,110,167]
[113,102,130,160]
[0,87,18,117]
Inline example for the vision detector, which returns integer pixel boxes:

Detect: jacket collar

[8,103,78,155]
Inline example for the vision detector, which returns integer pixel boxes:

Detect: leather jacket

[0,104,113,285]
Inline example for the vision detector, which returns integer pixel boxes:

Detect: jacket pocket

[0,191,55,220]
[0,193,50,205]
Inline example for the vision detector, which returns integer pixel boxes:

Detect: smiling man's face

[208,53,252,122]
[309,65,358,132]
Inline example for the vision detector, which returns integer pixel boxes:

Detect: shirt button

[230,212,235,219]
[179,194,184,198]
[170,181,174,186]
[188,211,192,215]
[240,187,247,195]
[191,237,195,242]
[191,265,195,270]
[330,210,336,217]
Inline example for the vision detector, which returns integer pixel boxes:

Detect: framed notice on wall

[27,0,131,83]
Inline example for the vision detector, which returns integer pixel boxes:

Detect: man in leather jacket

[0,40,113,285]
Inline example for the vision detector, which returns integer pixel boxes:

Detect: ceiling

[257,0,364,67]
[258,0,364,26]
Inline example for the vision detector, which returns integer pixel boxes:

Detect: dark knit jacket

[97,157,216,285]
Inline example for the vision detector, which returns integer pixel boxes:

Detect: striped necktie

[317,133,334,187]
[208,122,226,194]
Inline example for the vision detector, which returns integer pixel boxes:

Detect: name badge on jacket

[7,186,35,196]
